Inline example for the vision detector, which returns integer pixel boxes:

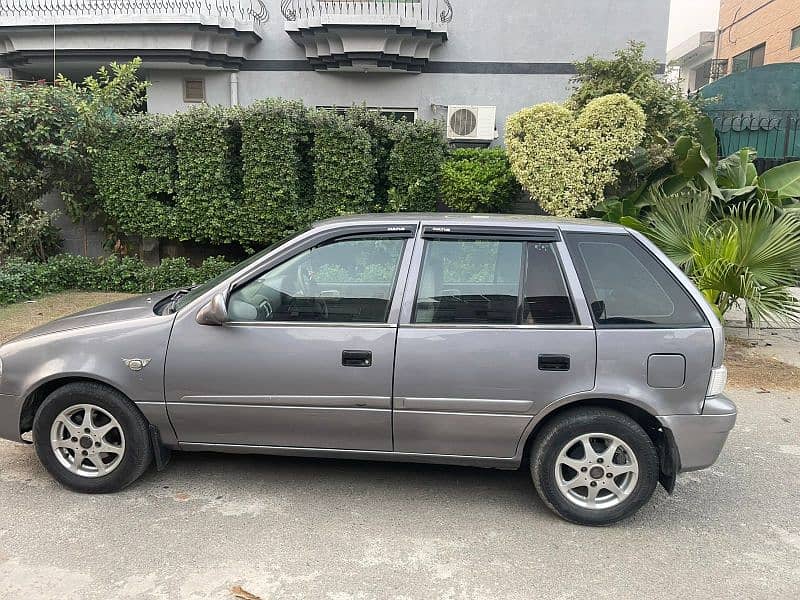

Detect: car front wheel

[529,407,659,526]
[33,382,153,493]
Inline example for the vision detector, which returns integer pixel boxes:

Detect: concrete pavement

[0,388,798,600]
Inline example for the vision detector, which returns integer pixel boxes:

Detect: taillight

[706,365,728,397]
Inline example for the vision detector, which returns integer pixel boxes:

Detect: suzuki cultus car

[0,214,735,525]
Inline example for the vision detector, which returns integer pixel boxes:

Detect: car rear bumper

[0,393,24,443]
[658,395,737,472]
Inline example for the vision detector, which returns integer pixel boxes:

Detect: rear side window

[522,243,576,325]
[565,233,707,328]
[412,239,575,325]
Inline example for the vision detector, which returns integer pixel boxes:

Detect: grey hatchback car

[0,214,735,525]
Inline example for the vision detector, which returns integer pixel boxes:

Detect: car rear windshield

[564,233,707,328]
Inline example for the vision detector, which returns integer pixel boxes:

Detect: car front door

[164,226,416,451]
[392,225,597,458]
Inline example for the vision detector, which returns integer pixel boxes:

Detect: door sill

[178,442,521,470]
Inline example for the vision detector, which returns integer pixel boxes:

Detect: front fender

[0,315,175,444]
[2,315,173,402]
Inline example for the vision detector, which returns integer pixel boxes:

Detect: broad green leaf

[717,148,757,189]
[720,186,757,203]
[673,136,693,161]
[758,161,800,199]
[695,116,718,167]
[619,215,649,233]
[661,175,690,196]
[676,144,712,180]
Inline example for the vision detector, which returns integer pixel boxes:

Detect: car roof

[313,212,627,234]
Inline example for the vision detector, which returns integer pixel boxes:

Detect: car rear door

[392,225,597,458]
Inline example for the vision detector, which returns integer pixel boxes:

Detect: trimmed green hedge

[239,99,311,243]
[311,109,376,220]
[0,255,232,306]
[93,115,177,240]
[441,149,520,213]
[388,120,447,212]
[93,101,448,247]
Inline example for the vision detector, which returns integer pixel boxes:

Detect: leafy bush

[628,194,800,326]
[0,60,148,261]
[173,106,241,244]
[310,110,376,220]
[0,208,62,262]
[570,42,704,154]
[344,107,396,212]
[388,119,447,212]
[93,114,177,240]
[441,149,520,212]
[0,255,232,306]
[505,94,646,217]
[239,99,311,243]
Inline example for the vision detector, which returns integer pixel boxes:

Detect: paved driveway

[1,388,798,600]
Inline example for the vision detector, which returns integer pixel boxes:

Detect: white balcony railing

[0,1,269,24]
[281,0,453,23]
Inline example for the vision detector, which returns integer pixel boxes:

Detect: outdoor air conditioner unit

[446,105,497,142]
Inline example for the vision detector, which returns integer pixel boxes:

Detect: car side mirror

[196,292,228,326]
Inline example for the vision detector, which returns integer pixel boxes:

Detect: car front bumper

[0,393,24,443]
[658,395,737,472]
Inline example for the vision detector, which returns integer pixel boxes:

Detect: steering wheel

[256,298,274,321]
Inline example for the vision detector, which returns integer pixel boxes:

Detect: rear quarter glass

[563,232,707,329]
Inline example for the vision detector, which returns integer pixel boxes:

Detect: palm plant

[627,193,800,326]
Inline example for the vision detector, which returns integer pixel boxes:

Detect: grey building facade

[2,0,671,142]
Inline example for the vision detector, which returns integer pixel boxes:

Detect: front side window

[228,237,406,323]
[565,233,706,328]
[412,239,575,325]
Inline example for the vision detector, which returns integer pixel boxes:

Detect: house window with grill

[183,79,206,103]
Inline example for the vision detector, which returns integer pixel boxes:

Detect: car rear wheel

[33,382,153,493]
[529,407,658,526]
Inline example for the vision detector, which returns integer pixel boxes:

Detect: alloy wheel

[554,433,639,510]
[49,404,126,478]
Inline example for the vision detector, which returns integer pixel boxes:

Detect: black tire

[529,407,658,526]
[33,382,153,493]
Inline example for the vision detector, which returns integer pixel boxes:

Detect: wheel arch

[518,397,678,493]
[19,376,144,441]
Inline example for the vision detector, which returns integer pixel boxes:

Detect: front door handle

[342,350,372,367]
[538,354,570,371]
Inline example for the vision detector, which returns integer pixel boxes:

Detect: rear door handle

[538,354,570,372]
[342,350,372,367]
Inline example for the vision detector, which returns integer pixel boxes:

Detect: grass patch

[0,291,134,344]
